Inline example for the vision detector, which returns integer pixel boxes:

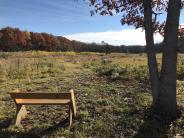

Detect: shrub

[0,52,9,59]
[95,63,149,82]
[96,99,112,106]
[131,65,149,82]
[6,59,29,79]
[77,111,89,121]
[64,51,76,56]
[96,63,127,80]
[101,58,112,64]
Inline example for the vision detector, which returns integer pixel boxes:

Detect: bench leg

[69,106,73,127]
[15,105,28,126]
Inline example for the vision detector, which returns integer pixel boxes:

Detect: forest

[1,27,184,53]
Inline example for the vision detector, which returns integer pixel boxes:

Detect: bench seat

[15,99,71,105]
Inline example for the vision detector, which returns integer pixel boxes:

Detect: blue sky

[0,0,184,45]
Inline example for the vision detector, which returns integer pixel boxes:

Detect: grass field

[0,51,184,138]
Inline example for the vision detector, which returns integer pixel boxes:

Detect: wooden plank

[15,105,28,126]
[9,92,71,99]
[15,99,70,105]
[69,89,77,116]
[69,106,73,127]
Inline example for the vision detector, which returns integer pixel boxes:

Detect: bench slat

[15,99,71,105]
[9,92,71,99]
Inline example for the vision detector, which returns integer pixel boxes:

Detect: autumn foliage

[89,0,184,36]
[0,27,145,53]
[0,27,183,53]
[0,27,70,51]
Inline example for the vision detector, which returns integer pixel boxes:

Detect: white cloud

[65,29,163,46]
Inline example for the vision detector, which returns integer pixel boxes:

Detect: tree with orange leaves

[89,0,184,118]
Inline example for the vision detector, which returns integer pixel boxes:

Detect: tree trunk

[143,0,160,105]
[158,0,181,118]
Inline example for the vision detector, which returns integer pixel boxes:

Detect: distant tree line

[0,27,183,53]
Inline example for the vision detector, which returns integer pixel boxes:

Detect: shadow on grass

[0,118,13,129]
[134,108,181,138]
[0,117,69,138]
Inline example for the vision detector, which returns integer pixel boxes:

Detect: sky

[0,0,184,46]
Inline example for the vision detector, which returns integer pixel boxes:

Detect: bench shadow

[0,118,13,129]
[0,117,69,138]
[134,108,181,138]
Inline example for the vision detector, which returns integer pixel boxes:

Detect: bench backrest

[9,89,76,116]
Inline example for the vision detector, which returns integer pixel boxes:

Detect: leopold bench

[9,89,76,127]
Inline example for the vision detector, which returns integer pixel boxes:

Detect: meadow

[0,51,184,138]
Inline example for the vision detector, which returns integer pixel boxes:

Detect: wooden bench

[9,89,76,127]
